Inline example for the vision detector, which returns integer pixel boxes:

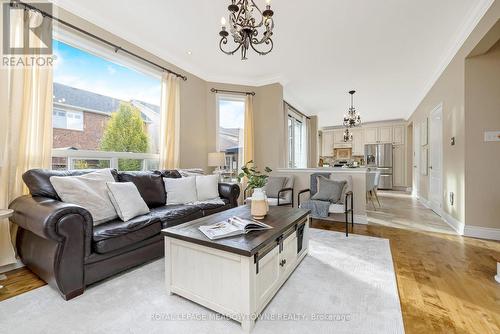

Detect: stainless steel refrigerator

[364,143,393,190]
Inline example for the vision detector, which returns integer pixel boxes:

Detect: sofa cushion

[150,204,201,222]
[116,171,166,208]
[50,169,118,225]
[164,177,198,205]
[23,169,117,200]
[196,198,231,217]
[92,213,161,254]
[106,182,150,221]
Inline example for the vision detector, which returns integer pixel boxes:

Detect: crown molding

[407,0,495,119]
[53,0,288,88]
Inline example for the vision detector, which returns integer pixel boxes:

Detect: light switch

[484,131,500,142]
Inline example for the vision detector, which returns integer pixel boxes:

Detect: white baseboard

[464,226,500,241]
[419,197,431,209]
[354,214,368,225]
[417,197,464,235]
[442,211,465,235]
[0,259,24,274]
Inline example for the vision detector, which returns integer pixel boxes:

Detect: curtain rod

[211,88,256,96]
[284,101,310,119]
[13,1,188,81]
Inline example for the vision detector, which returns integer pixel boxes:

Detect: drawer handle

[280,259,287,267]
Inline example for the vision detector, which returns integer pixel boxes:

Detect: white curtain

[0,9,53,266]
[159,73,181,169]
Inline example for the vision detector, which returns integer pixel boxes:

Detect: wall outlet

[449,192,454,206]
[484,131,500,142]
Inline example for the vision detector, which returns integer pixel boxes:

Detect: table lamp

[208,152,226,179]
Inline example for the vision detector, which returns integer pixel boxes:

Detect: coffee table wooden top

[161,206,309,257]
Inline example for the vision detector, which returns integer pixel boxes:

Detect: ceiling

[54,0,493,127]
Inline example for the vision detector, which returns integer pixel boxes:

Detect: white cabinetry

[333,130,344,144]
[333,130,351,148]
[393,144,405,186]
[321,131,334,156]
[364,126,396,144]
[393,125,405,145]
[378,127,393,143]
[351,129,364,156]
[364,127,378,144]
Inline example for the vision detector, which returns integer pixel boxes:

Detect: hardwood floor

[313,191,500,334]
[1,191,499,334]
[0,268,45,302]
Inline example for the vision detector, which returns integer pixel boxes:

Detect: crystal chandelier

[343,90,361,128]
[343,128,353,142]
[218,0,275,60]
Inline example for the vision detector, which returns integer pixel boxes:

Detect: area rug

[0,228,404,334]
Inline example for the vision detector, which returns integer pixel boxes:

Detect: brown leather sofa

[9,169,240,300]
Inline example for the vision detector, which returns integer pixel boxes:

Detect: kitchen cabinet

[321,131,334,156]
[351,129,364,156]
[333,130,344,144]
[393,144,405,186]
[379,127,393,143]
[364,126,394,144]
[364,128,378,144]
[333,129,352,149]
[393,125,405,145]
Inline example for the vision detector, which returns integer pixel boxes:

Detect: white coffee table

[162,206,310,332]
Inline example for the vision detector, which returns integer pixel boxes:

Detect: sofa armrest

[9,195,93,300]
[9,195,93,244]
[218,183,241,208]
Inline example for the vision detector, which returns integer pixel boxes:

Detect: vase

[251,188,267,220]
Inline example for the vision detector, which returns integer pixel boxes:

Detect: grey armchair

[264,176,294,207]
[245,176,294,207]
[298,173,354,236]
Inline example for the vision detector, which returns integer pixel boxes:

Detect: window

[287,106,308,168]
[52,109,83,131]
[217,95,246,176]
[52,38,161,171]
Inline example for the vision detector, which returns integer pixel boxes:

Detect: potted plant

[237,161,273,219]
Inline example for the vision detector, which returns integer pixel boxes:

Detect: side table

[0,209,14,290]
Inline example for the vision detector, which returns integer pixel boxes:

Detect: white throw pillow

[106,182,150,221]
[164,176,198,205]
[195,175,219,201]
[50,169,117,225]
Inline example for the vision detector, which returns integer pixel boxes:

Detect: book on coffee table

[199,216,273,240]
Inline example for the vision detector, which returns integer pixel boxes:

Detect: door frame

[428,103,444,215]
[412,122,420,198]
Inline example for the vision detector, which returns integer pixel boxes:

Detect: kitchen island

[274,167,370,224]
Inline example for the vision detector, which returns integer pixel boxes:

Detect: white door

[413,123,420,197]
[429,105,443,214]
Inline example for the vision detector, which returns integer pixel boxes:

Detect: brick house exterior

[53,112,110,150]
[52,83,160,169]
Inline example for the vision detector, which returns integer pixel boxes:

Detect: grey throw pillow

[264,177,287,198]
[311,176,346,203]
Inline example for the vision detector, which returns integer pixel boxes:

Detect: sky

[219,100,245,129]
[53,40,161,105]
